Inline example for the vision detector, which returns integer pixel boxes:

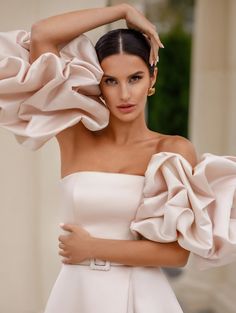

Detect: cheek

[134,83,149,101]
[99,85,114,100]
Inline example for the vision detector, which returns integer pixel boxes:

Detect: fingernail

[155,56,159,64]
[160,43,165,48]
[150,61,154,67]
[59,223,65,227]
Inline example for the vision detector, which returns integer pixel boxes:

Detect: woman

[0,3,236,313]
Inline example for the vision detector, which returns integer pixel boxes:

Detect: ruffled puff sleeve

[130,152,236,270]
[0,30,110,150]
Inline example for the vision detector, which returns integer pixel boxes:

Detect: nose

[119,82,131,102]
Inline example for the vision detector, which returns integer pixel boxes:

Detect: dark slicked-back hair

[95,28,155,76]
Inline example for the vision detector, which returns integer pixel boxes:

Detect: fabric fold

[130,152,236,270]
[0,30,109,150]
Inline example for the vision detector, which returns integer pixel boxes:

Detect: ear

[150,66,158,88]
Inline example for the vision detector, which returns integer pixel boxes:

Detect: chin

[117,112,142,122]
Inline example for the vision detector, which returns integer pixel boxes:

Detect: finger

[152,31,164,49]
[145,35,154,65]
[149,40,158,65]
[59,223,74,232]
[59,243,65,249]
[59,234,69,243]
[150,27,163,47]
[150,33,161,63]
[62,258,71,264]
[148,26,164,49]
[149,47,155,66]
[62,259,66,264]
[58,235,64,243]
[145,33,158,65]
[151,38,160,64]
[156,37,164,48]
[150,40,158,64]
[58,249,69,257]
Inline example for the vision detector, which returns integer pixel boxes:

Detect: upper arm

[29,22,60,64]
[55,126,76,154]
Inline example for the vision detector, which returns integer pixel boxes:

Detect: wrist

[89,236,99,259]
[116,3,132,19]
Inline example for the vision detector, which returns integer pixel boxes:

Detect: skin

[29,3,198,267]
[30,3,162,65]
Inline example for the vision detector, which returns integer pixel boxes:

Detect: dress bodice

[58,171,145,240]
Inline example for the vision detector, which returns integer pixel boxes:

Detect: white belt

[77,259,125,271]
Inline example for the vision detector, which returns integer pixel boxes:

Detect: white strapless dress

[1,30,236,313]
[44,171,184,313]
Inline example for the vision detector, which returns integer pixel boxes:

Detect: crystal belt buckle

[90,258,111,271]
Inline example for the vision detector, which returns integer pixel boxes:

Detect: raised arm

[29,3,162,64]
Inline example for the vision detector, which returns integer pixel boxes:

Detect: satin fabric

[130,152,236,270]
[0,30,109,150]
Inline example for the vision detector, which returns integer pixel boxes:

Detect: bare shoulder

[55,122,90,152]
[158,134,198,167]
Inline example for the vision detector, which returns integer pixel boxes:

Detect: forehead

[100,53,148,76]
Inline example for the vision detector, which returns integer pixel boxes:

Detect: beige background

[0,0,235,312]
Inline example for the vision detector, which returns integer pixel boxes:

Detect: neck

[100,111,151,145]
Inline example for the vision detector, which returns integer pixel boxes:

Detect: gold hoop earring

[147,87,156,96]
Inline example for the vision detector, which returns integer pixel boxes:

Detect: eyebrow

[102,71,145,78]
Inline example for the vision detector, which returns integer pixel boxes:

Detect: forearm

[31,3,128,45]
[90,237,190,268]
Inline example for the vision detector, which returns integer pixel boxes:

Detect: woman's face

[99,53,157,121]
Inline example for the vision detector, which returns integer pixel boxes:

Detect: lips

[117,104,136,113]
[117,104,136,108]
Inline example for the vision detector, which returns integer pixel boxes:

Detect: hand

[124,4,164,65]
[58,223,94,264]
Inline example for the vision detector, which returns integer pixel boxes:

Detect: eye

[103,75,143,85]
[130,75,143,82]
[104,78,117,85]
